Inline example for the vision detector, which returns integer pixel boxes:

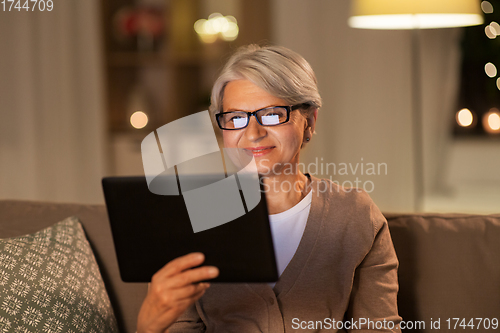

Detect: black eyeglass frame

[215,104,306,130]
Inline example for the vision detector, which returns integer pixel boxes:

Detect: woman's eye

[223,113,242,121]
[261,111,278,118]
[263,108,286,117]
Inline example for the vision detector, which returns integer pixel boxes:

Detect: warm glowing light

[490,21,500,34]
[130,111,148,129]
[208,12,220,20]
[485,25,497,38]
[482,1,494,14]
[456,108,474,127]
[200,34,218,44]
[349,0,484,29]
[221,22,239,41]
[226,15,237,24]
[489,113,500,130]
[349,14,483,29]
[485,62,497,77]
[194,19,206,34]
[194,13,239,43]
[483,109,500,134]
[496,77,500,90]
[490,114,500,130]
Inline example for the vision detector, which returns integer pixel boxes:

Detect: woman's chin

[255,161,275,177]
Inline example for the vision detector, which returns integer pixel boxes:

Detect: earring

[306,137,310,142]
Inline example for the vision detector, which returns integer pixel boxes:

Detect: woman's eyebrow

[224,105,282,112]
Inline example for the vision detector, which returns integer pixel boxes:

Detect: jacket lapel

[272,176,330,298]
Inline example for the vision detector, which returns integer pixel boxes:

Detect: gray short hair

[209,44,322,117]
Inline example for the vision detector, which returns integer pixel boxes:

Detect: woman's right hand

[137,252,219,333]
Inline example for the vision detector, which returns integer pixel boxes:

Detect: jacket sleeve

[168,303,206,333]
[345,205,402,332]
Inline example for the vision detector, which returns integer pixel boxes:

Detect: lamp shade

[349,0,483,29]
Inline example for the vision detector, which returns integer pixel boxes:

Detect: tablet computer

[102,175,278,283]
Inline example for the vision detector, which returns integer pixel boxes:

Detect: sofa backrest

[0,200,147,333]
[386,213,500,332]
[2,200,499,333]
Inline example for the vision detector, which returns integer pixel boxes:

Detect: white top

[268,190,312,287]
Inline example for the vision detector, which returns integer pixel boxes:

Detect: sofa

[1,200,499,333]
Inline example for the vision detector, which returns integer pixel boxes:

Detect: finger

[187,285,208,302]
[154,253,205,280]
[149,264,217,304]
[171,287,208,316]
[167,266,219,289]
[153,281,210,313]
[166,281,211,303]
[154,289,207,329]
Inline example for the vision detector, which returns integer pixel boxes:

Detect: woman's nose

[244,116,267,141]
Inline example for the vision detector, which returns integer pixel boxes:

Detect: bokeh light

[130,111,148,129]
[485,62,497,77]
[490,21,500,34]
[481,1,494,14]
[483,109,500,134]
[194,13,239,43]
[456,108,474,127]
[485,25,497,38]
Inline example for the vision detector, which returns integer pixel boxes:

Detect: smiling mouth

[244,146,275,156]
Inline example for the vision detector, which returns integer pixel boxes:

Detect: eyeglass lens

[221,107,288,129]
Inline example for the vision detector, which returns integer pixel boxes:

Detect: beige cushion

[0,216,119,332]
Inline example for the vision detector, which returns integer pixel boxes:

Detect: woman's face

[221,79,316,177]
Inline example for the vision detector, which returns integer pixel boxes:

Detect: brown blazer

[170,177,402,332]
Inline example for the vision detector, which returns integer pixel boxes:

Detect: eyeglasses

[216,104,304,130]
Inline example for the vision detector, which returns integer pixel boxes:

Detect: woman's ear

[302,108,318,147]
[306,108,318,136]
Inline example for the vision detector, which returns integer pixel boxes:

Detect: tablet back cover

[102,176,278,283]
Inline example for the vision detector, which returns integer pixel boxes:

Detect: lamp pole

[410,27,424,212]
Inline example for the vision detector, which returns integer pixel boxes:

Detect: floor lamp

[348,0,483,211]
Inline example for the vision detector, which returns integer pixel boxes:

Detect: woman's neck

[262,171,310,215]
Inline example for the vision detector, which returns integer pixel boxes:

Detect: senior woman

[137,45,401,333]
